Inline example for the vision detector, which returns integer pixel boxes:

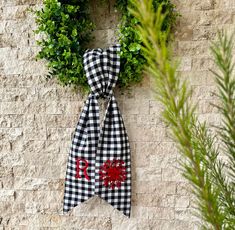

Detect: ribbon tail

[63,95,98,214]
[95,96,132,217]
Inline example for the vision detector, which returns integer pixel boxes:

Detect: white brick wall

[0,0,233,229]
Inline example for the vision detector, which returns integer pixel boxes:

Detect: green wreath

[34,0,178,91]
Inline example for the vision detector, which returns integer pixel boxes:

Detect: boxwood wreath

[34,0,178,91]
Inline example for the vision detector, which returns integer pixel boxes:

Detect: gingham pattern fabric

[63,44,131,217]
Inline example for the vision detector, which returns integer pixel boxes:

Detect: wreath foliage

[34,0,178,91]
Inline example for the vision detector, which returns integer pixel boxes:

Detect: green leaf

[72,28,77,37]
[129,43,141,52]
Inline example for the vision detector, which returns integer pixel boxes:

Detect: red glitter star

[99,159,127,189]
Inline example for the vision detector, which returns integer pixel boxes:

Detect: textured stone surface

[0,0,233,229]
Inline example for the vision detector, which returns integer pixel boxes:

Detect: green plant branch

[210,31,235,225]
[129,0,235,228]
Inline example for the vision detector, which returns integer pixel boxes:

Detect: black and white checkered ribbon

[63,44,131,217]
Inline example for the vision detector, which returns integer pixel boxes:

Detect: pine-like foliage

[129,0,235,229]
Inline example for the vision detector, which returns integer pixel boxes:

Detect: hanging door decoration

[63,44,131,217]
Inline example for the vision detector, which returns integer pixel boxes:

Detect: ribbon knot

[83,45,120,99]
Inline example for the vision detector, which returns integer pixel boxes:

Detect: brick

[193,0,215,10]
[175,26,193,41]
[45,101,66,115]
[135,167,162,182]
[149,153,177,168]
[0,189,15,201]
[0,21,6,34]
[1,6,28,19]
[178,56,192,71]
[0,151,24,166]
[223,0,235,9]
[148,207,175,220]
[175,195,190,208]
[180,11,215,26]
[0,114,23,127]
[175,208,200,222]
[193,26,217,41]
[136,181,177,195]
[162,167,186,182]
